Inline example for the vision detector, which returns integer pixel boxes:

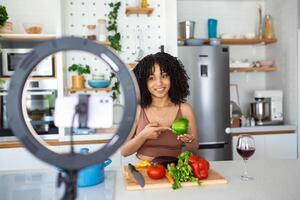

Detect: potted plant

[68,64,91,89]
[0,5,12,34]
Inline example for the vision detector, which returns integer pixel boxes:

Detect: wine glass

[236,134,255,181]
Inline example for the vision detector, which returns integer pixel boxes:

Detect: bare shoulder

[180,103,194,116]
[136,105,142,120]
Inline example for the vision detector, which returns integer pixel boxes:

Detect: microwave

[0,48,55,77]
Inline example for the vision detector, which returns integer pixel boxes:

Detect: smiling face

[147,64,171,99]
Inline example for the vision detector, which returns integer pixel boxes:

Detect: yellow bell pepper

[135,160,151,169]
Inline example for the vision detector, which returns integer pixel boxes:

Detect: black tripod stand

[57,95,90,200]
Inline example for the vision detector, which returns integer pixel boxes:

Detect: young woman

[121,52,198,161]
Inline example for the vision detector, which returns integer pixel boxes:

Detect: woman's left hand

[177,133,194,144]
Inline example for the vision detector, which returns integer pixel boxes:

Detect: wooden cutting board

[123,166,228,190]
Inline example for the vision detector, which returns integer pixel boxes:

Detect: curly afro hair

[133,52,190,108]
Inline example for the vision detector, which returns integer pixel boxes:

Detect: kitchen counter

[116,159,300,200]
[1,159,300,200]
[0,128,116,148]
[229,125,296,136]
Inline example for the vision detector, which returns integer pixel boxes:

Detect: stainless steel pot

[250,98,271,125]
[178,21,195,39]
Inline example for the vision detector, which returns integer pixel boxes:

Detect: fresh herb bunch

[167,151,200,189]
[107,1,121,52]
[0,5,8,27]
[109,72,120,102]
[68,64,91,75]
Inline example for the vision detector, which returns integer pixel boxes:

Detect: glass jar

[97,19,107,42]
[140,0,148,8]
[87,24,97,40]
[264,15,274,39]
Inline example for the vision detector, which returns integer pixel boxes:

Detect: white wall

[1,0,61,34]
[164,0,178,56]
[265,0,298,126]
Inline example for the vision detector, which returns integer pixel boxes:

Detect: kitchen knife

[128,163,145,188]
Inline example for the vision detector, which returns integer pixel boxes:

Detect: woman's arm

[120,107,170,157]
[120,106,142,157]
[180,103,199,154]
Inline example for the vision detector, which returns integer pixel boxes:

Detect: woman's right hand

[140,122,170,140]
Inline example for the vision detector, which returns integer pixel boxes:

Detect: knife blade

[128,163,145,188]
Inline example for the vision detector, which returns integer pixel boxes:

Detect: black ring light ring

[7,37,139,170]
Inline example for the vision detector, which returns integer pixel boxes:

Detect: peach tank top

[135,106,183,158]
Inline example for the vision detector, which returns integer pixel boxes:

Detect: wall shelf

[0,76,57,81]
[67,87,112,93]
[95,40,111,46]
[0,34,56,40]
[127,63,136,70]
[202,38,277,45]
[125,7,154,16]
[230,66,277,72]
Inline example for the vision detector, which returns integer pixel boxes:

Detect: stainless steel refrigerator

[178,46,232,161]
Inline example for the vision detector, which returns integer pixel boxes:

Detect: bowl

[185,38,204,46]
[88,80,111,88]
[259,60,274,67]
[23,23,43,34]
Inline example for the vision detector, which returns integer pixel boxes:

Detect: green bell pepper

[171,118,189,136]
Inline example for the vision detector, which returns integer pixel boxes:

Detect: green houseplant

[109,72,120,102]
[68,64,90,89]
[0,5,9,49]
[0,5,8,27]
[0,5,12,35]
[107,1,122,52]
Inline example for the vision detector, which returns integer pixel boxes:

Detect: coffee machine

[250,90,283,125]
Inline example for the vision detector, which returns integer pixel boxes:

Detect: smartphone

[54,94,113,128]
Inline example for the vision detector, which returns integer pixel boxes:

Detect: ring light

[7,37,139,170]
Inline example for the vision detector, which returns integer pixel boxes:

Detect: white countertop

[116,159,300,200]
[229,125,296,134]
[1,159,300,200]
[0,170,116,200]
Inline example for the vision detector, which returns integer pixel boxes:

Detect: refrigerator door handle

[225,127,231,134]
[198,142,227,149]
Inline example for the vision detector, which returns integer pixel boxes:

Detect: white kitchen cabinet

[0,144,122,171]
[232,133,297,160]
[264,134,297,159]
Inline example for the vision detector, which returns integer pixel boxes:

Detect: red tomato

[147,164,166,179]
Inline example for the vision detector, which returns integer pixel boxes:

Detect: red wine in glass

[236,135,255,181]
[237,147,255,160]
